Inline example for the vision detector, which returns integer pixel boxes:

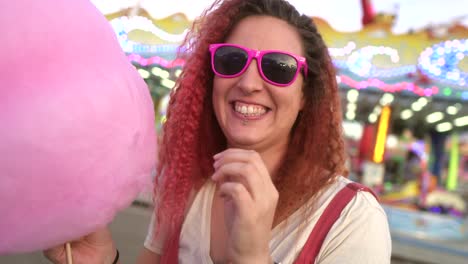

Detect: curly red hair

[154,0,346,257]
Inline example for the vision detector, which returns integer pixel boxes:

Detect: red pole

[361,0,375,25]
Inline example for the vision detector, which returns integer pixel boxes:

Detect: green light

[384,182,393,192]
[443,87,452,96]
[446,133,459,191]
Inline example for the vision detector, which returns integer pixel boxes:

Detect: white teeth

[241,105,247,114]
[234,102,267,116]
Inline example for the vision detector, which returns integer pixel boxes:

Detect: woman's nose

[237,59,264,94]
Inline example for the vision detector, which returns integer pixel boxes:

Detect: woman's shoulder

[294,175,387,226]
[300,176,389,234]
[334,176,385,213]
[315,176,392,263]
[321,176,388,225]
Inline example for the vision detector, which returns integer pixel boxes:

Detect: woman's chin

[227,135,263,149]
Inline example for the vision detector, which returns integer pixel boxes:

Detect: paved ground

[0,205,151,264]
[0,203,450,264]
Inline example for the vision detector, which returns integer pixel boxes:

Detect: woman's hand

[212,148,278,264]
[43,227,117,264]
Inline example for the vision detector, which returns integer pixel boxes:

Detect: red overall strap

[293,182,376,264]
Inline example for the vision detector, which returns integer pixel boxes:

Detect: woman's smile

[231,100,270,120]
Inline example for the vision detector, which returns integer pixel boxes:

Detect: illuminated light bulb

[454,116,468,127]
[374,106,382,115]
[137,69,150,79]
[443,88,452,96]
[159,70,170,79]
[437,57,446,66]
[368,113,378,123]
[346,111,355,120]
[436,122,453,132]
[400,109,413,120]
[347,89,359,103]
[446,106,458,115]
[151,67,161,76]
[380,93,394,105]
[462,92,468,100]
[161,78,175,89]
[342,120,363,140]
[347,103,357,112]
[411,102,423,112]
[386,134,398,148]
[426,112,444,123]
[418,97,428,106]
[437,47,445,55]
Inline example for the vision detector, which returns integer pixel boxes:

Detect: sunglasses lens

[213,46,248,76]
[262,53,298,84]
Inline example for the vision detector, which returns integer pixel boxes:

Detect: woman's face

[212,15,305,153]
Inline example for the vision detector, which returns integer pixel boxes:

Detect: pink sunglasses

[209,43,308,87]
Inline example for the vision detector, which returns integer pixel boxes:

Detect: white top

[144,176,392,263]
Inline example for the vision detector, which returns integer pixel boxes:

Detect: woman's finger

[43,244,66,263]
[213,149,270,187]
[218,181,254,216]
[213,161,260,194]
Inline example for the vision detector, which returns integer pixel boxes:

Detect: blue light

[418,39,468,87]
[428,206,442,214]
[110,16,186,54]
[346,46,416,79]
[462,91,468,100]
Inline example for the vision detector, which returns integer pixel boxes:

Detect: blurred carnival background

[95,1,468,263]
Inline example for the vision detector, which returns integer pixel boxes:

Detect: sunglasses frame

[209,43,308,87]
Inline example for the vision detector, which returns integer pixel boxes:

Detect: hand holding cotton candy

[0,0,157,254]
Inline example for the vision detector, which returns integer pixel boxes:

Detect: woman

[45,0,391,263]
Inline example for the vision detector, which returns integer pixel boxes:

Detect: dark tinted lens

[213,46,248,75]
[261,52,298,84]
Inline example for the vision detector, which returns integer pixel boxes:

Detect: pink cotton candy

[0,0,157,254]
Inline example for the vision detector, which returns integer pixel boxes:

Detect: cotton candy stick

[66,243,73,264]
